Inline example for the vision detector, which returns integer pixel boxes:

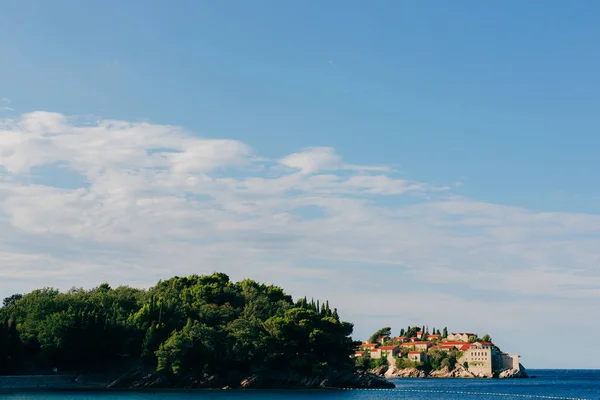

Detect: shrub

[427,349,446,370]
[375,356,388,368]
[355,356,371,370]
[396,357,417,369]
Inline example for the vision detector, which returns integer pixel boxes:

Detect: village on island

[354,326,524,378]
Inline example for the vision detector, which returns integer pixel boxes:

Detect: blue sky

[1,1,600,369]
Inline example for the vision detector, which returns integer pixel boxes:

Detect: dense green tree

[442,327,448,338]
[405,326,420,338]
[0,320,21,374]
[368,327,391,344]
[481,334,492,342]
[2,294,23,308]
[426,348,459,371]
[427,349,446,370]
[355,354,372,370]
[0,273,357,381]
[442,351,458,369]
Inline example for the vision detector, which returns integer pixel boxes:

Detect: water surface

[2,370,598,400]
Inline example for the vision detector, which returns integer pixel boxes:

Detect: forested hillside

[0,273,357,382]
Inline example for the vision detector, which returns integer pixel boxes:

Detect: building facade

[400,341,430,351]
[494,352,520,371]
[408,351,425,363]
[375,345,399,359]
[447,333,476,342]
[459,345,493,376]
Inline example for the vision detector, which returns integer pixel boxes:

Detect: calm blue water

[1,370,598,400]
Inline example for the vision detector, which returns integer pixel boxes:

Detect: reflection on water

[1,370,598,400]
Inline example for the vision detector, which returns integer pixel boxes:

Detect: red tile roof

[361,343,377,347]
[371,349,379,353]
[459,344,472,351]
[379,346,398,350]
[400,341,430,347]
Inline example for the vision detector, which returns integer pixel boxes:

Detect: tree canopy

[405,326,420,338]
[481,334,492,342]
[367,327,391,344]
[0,273,357,380]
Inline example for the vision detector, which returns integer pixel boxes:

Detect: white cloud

[0,111,599,368]
[0,98,13,112]
[279,147,342,174]
[169,140,251,174]
[279,147,390,174]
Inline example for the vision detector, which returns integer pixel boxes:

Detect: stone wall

[459,347,493,377]
[496,353,520,371]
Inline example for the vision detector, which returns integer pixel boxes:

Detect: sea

[1,370,598,400]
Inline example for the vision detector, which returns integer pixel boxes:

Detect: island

[0,273,392,390]
[355,327,527,379]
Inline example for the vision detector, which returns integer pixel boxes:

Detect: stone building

[359,343,378,351]
[447,333,476,342]
[494,352,520,371]
[400,341,430,351]
[408,351,426,363]
[459,343,493,376]
[371,345,399,359]
[458,342,521,377]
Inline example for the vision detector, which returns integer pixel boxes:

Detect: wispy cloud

[0,97,13,111]
[0,110,599,367]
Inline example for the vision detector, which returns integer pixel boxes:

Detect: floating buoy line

[340,387,587,400]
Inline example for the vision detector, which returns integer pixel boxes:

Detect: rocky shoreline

[371,364,528,379]
[0,369,394,391]
[105,368,395,390]
[1,364,529,391]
